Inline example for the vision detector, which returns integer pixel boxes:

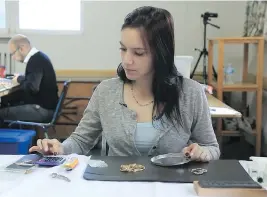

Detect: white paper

[239,160,267,190]
[209,107,241,116]
[0,171,25,196]
[249,156,267,164]
[0,156,26,196]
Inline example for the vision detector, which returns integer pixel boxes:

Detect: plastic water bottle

[224,63,234,84]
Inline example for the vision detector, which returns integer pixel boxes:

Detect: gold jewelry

[131,83,154,107]
[120,163,145,172]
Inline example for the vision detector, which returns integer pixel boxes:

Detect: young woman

[30,6,220,162]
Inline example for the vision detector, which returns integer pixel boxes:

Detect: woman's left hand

[182,143,211,162]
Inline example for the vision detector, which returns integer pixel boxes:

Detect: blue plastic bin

[0,129,36,155]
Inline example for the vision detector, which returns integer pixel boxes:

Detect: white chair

[174,56,194,78]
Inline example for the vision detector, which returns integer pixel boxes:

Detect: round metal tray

[150,153,191,167]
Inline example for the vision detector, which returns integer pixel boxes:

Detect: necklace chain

[131,83,154,107]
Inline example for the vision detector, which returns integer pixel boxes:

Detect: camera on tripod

[190,11,220,84]
[201,12,218,19]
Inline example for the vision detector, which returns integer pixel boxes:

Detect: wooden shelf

[209,36,264,44]
[221,130,242,137]
[207,36,264,156]
[221,129,256,137]
[210,81,258,92]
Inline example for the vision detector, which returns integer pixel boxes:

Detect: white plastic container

[174,56,194,78]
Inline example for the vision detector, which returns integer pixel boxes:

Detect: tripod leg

[190,52,203,79]
[203,53,208,84]
[212,66,218,80]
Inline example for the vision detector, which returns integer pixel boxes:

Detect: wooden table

[0,155,265,197]
[206,93,242,118]
[206,93,243,153]
[0,155,266,197]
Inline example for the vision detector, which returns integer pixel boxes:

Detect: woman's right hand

[29,139,64,155]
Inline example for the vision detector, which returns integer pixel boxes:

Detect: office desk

[0,155,265,197]
[206,93,242,118]
[0,82,19,97]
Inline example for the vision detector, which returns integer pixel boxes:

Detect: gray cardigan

[62,77,220,159]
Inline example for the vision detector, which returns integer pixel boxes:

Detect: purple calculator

[35,156,66,166]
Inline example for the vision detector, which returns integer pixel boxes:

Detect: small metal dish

[151,152,191,167]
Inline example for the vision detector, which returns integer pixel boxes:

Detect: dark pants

[0,104,54,123]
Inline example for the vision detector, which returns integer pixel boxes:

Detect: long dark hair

[117,6,184,127]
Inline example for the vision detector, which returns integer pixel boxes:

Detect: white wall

[1,1,247,76]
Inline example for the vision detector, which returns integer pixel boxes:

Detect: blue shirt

[134,122,159,155]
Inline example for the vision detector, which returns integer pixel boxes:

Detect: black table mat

[83,156,253,183]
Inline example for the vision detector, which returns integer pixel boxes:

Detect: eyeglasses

[10,48,19,56]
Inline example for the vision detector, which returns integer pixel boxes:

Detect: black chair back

[50,79,71,125]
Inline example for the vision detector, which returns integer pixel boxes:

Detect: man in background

[0,34,58,122]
